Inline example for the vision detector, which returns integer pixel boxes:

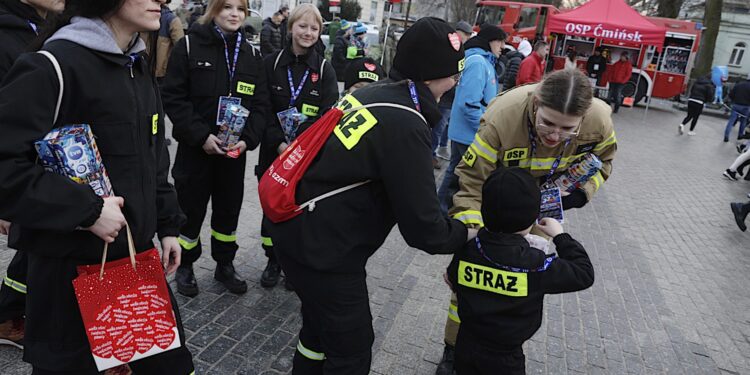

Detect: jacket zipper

[127,56,149,232]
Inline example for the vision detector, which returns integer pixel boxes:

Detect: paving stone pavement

[2,101,750,374]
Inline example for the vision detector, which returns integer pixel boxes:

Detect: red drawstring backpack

[258,102,425,223]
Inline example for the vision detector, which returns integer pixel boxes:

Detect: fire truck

[474,1,702,104]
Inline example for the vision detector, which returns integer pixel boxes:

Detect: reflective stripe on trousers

[3,276,26,294]
[297,339,326,361]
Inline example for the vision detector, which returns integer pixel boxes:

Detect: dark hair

[533,40,548,51]
[279,5,289,12]
[566,50,576,61]
[32,0,157,77]
[535,68,593,116]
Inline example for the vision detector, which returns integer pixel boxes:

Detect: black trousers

[276,251,374,375]
[454,330,525,375]
[0,250,26,322]
[172,146,246,265]
[607,83,624,112]
[681,101,704,131]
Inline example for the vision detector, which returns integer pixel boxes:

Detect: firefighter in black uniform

[0,1,194,372]
[0,0,63,348]
[258,4,338,289]
[265,17,475,374]
[447,167,594,374]
[162,0,270,297]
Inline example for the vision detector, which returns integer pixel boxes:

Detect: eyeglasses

[534,109,581,139]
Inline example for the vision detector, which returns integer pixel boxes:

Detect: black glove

[562,189,588,210]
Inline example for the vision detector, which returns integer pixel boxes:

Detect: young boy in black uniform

[447,167,595,375]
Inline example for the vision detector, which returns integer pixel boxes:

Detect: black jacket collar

[277,39,321,71]
[0,0,42,30]
[475,229,548,270]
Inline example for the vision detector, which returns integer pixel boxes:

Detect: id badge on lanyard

[527,114,569,223]
[215,26,242,126]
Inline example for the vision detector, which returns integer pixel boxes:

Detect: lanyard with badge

[407,80,422,113]
[527,114,570,223]
[277,67,311,143]
[215,26,243,126]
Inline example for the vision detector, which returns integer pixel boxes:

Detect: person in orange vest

[607,52,633,113]
[515,41,548,86]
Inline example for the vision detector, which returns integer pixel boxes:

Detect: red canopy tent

[548,0,666,49]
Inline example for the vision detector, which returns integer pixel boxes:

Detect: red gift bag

[72,225,181,371]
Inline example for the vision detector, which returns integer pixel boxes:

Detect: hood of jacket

[263,17,279,29]
[45,17,145,55]
[465,46,496,66]
[0,0,42,30]
[504,50,524,61]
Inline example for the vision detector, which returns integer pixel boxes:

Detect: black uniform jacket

[448,230,594,349]
[586,54,607,78]
[266,78,468,271]
[0,0,41,80]
[257,42,338,176]
[689,77,715,103]
[162,21,269,149]
[0,40,184,369]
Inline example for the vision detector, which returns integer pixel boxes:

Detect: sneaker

[724,137,729,142]
[730,203,748,232]
[724,169,738,181]
[687,131,696,136]
[260,257,282,288]
[737,143,747,154]
[435,344,455,375]
[0,318,24,349]
[436,146,450,160]
[215,262,248,294]
[175,264,199,297]
[678,123,684,135]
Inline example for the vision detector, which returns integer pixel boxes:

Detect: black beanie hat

[393,17,465,81]
[477,24,507,42]
[481,167,541,233]
[344,57,385,90]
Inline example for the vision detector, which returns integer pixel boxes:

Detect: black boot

[435,344,455,375]
[215,262,248,294]
[731,202,749,232]
[175,264,199,297]
[260,257,282,288]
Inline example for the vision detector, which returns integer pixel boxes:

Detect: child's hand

[537,217,564,237]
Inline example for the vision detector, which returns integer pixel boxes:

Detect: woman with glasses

[434,68,617,375]
[437,24,507,214]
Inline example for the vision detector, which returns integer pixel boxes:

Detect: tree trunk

[692,0,721,78]
[657,0,684,18]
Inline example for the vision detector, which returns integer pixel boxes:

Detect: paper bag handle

[99,223,137,280]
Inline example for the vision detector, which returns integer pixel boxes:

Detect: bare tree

[657,0,685,17]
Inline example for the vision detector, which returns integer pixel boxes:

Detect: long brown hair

[534,69,593,116]
[199,0,248,25]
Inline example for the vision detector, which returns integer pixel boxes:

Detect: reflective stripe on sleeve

[3,276,26,294]
[591,171,604,191]
[470,134,498,163]
[211,230,237,243]
[178,235,199,250]
[297,340,326,361]
[448,302,461,323]
[452,210,484,227]
[594,131,617,152]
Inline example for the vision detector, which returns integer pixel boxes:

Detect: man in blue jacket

[437,24,506,215]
